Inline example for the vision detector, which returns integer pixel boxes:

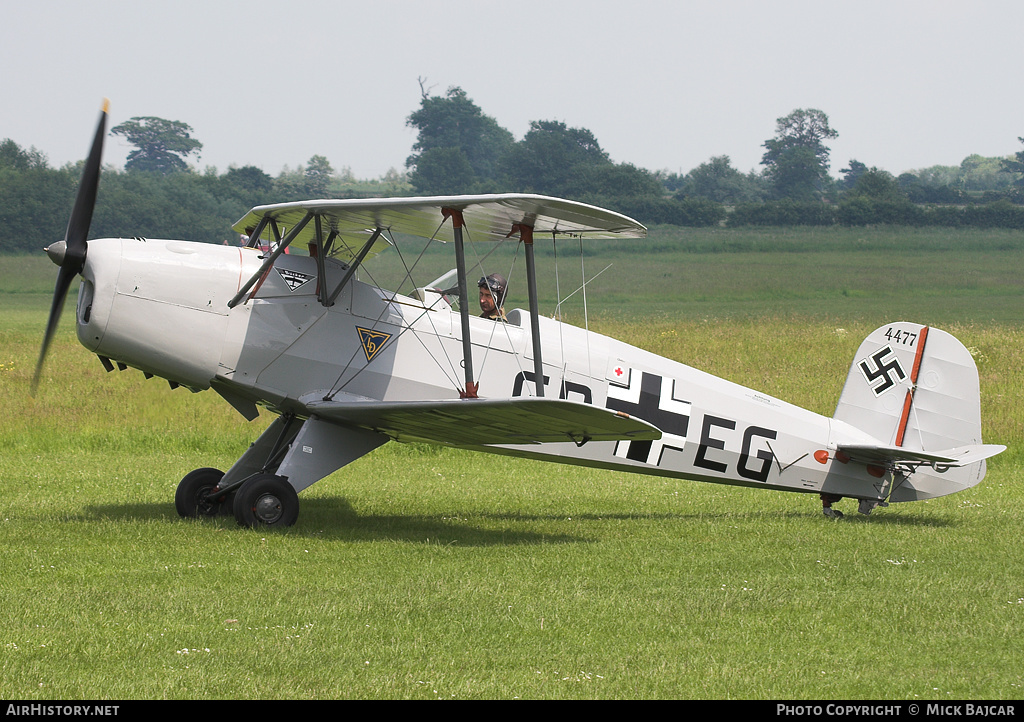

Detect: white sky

[2,0,1022,180]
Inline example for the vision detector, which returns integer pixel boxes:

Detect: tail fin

[833,322,1003,501]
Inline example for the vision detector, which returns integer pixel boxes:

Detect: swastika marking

[858,345,906,396]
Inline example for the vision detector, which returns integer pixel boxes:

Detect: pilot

[478,273,508,321]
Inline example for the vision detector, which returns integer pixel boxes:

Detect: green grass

[366,225,1024,325]
[1,228,1022,699]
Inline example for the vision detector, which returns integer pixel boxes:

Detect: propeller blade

[31,267,78,396]
[64,99,108,273]
[31,100,109,396]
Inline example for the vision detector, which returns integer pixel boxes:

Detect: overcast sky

[3,0,1022,180]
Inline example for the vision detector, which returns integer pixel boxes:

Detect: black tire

[175,467,226,518]
[233,474,299,528]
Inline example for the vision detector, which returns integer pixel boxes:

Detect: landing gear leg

[820,493,844,519]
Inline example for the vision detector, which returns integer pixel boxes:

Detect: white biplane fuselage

[72,230,998,525]
[37,105,1002,527]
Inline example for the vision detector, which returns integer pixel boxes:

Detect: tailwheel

[820,493,844,519]
[175,468,227,518]
[234,473,299,528]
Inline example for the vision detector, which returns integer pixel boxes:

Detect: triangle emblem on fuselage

[275,267,313,292]
[357,327,392,363]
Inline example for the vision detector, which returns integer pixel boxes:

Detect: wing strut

[515,223,545,398]
[437,209,548,400]
[228,213,313,308]
[326,228,383,307]
[443,208,478,398]
[312,215,330,307]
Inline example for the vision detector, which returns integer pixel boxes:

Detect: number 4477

[884,327,918,346]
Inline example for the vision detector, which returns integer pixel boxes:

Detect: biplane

[33,103,1005,527]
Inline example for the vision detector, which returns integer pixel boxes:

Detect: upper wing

[232,194,647,264]
[305,396,661,447]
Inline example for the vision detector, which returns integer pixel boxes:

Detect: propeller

[31,99,109,396]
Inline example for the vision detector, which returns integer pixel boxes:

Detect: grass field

[1,226,1022,699]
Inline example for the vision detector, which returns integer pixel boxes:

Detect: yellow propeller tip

[102,98,110,114]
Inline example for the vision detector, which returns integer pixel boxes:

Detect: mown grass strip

[1,233,1021,699]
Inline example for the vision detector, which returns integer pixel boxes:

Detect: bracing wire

[323,227,463,398]
[580,235,593,378]
[463,225,529,390]
[552,232,567,391]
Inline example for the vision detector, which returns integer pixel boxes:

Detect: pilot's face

[479,286,496,314]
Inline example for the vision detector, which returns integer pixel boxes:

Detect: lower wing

[305,397,661,447]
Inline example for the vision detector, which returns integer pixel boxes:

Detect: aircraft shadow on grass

[76,499,955,545]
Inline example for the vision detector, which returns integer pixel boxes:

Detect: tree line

[2,88,1024,253]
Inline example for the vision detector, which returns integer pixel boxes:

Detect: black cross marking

[605,371,689,465]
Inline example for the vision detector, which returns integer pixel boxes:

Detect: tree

[578,163,664,199]
[0,139,48,171]
[911,165,956,188]
[658,170,686,193]
[269,156,339,199]
[303,155,334,197]
[406,86,514,186]
[839,159,868,190]
[678,155,765,203]
[224,165,273,194]
[959,154,1014,191]
[899,167,964,203]
[847,168,907,202]
[498,120,611,196]
[110,117,202,174]
[761,109,838,200]
[408,146,476,195]
[1000,139,1024,188]
[0,148,74,252]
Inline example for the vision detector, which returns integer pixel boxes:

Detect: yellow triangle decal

[357,327,392,362]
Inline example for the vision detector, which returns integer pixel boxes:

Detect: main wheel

[233,473,299,528]
[175,467,226,518]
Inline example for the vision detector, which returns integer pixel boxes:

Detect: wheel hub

[195,487,219,516]
[253,493,283,524]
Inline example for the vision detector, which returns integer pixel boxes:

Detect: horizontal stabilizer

[837,442,1005,468]
[306,397,662,447]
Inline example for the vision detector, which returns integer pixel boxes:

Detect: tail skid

[832,322,1003,502]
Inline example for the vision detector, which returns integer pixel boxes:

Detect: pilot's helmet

[478,273,507,305]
